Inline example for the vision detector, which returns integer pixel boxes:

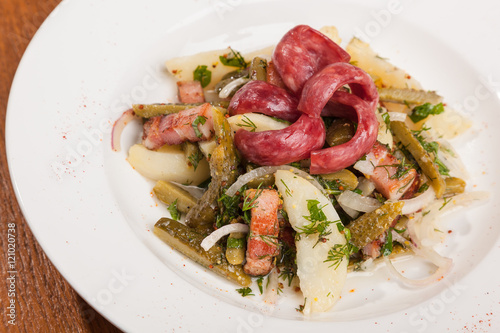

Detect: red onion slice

[111,109,137,152]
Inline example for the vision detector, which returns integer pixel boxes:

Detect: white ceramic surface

[6,0,500,332]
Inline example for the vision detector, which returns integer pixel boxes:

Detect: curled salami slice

[228,80,301,122]
[272,25,350,94]
[298,62,379,118]
[310,94,378,174]
[320,91,359,122]
[234,114,325,166]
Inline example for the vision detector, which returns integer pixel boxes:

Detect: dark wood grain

[0,1,122,332]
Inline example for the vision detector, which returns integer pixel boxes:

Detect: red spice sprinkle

[448,230,452,234]
[139,104,144,109]
[209,264,214,269]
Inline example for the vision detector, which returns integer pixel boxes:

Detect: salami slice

[298,62,379,118]
[228,80,301,122]
[309,93,378,174]
[272,25,351,94]
[234,114,325,165]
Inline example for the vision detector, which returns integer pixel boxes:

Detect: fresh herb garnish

[381,229,393,256]
[381,112,391,133]
[256,277,264,294]
[236,115,257,132]
[376,156,415,180]
[167,199,180,221]
[324,242,358,269]
[417,182,430,193]
[280,179,292,197]
[409,103,444,123]
[192,115,207,138]
[187,150,203,171]
[226,237,244,249]
[440,197,452,210]
[296,298,307,312]
[297,200,339,247]
[241,185,264,224]
[220,48,248,69]
[323,225,358,269]
[236,287,254,297]
[193,65,212,88]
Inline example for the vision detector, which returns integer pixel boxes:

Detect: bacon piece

[234,114,325,166]
[272,25,350,94]
[177,80,205,103]
[243,189,280,276]
[142,103,214,149]
[309,92,378,174]
[363,142,417,200]
[298,62,379,118]
[228,80,301,122]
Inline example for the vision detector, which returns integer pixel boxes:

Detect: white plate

[7,0,500,331]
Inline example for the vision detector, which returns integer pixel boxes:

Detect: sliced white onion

[338,202,359,219]
[356,177,376,196]
[388,111,407,122]
[338,190,382,213]
[219,77,250,99]
[225,165,324,197]
[398,186,436,215]
[383,252,452,287]
[353,159,374,176]
[200,223,249,251]
[111,109,137,152]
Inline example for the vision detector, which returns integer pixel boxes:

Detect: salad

[112,25,487,314]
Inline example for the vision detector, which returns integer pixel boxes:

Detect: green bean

[391,121,446,198]
[154,218,251,286]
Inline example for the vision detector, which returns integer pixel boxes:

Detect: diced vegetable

[325,118,355,147]
[320,169,359,191]
[390,121,446,198]
[444,177,466,196]
[348,201,404,249]
[249,57,267,81]
[154,218,251,286]
[226,230,246,266]
[153,181,198,214]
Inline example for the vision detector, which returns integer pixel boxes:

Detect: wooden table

[0,1,121,332]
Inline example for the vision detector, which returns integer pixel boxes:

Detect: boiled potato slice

[346,37,422,90]
[165,46,274,90]
[127,144,209,185]
[275,170,348,314]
